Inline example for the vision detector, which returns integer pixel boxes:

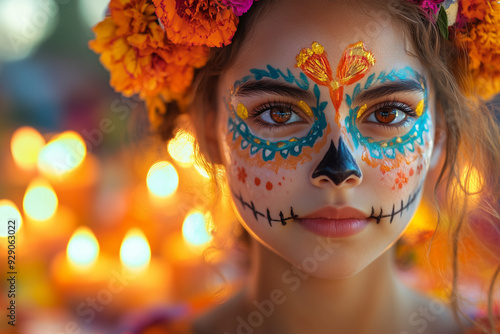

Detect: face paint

[344,66,432,172]
[225,65,330,173]
[312,137,362,185]
[296,41,376,127]
[232,190,298,226]
[368,185,422,224]
[237,166,247,183]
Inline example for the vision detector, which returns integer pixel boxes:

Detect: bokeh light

[460,167,483,197]
[182,211,213,247]
[23,178,58,221]
[38,131,87,177]
[146,161,179,197]
[0,0,59,62]
[66,226,99,269]
[10,126,45,171]
[120,228,151,272]
[167,130,196,166]
[77,0,108,28]
[0,200,23,237]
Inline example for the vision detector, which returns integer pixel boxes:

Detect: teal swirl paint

[227,65,328,161]
[344,67,431,161]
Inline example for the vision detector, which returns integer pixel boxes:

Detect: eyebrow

[235,79,315,101]
[353,79,424,104]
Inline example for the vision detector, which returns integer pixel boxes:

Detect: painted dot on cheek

[266,182,273,191]
[255,178,261,186]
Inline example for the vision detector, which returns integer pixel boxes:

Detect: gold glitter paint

[356,104,368,119]
[237,103,248,119]
[296,41,376,129]
[396,137,403,143]
[254,138,261,144]
[415,99,424,117]
[289,138,298,142]
[381,142,388,148]
[297,101,314,117]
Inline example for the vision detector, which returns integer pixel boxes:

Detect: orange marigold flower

[153,0,239,47]
[460,0,491,21]
[457,1,500,100]
[89,0,209,126]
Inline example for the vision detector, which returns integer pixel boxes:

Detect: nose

[311,137,362,187]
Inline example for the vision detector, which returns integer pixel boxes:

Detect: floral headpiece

[89,0,500,129]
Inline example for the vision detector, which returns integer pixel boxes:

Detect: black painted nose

[312,138,362,186]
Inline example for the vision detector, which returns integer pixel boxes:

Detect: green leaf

[437,6,449,40]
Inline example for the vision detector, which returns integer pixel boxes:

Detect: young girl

[90,0,500,333]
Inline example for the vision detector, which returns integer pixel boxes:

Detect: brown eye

[374,108,397,123]
[270,107,292,123]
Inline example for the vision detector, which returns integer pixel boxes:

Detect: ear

[429,103,447,170]
[203,109,224,165]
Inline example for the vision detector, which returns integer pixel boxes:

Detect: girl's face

[215,0,437,278]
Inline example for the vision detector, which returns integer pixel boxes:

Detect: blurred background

[0,1,498,333]
[0,1,244,333]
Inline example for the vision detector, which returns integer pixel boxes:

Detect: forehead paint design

[296,41,375,127]
[344,67,432,172]
[226,65,331,172]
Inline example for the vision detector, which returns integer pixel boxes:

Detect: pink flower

[410,0,445,18]
[221,0,256,16]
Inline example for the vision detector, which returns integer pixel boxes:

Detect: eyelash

[362,99,418,129]
[247,100,307,129]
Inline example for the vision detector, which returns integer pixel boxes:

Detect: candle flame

[10,126,45,171]
[167,130,195,166]
[147,161,179,197]
[67,226,99,269]
[23,178,58,221]
[37,131,87,177]
[0,200,23,237]
[120,228,151,272]
[182,211,213,248]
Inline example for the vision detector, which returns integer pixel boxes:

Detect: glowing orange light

[66,226,99,269]
[23,178,58,221]
[182,211,213,248]
[147,161,179,197]
[0,200,23,237]
[167,130,195,166]
[38,131,87,177]
[460,167,483,196]
[10,126,45,171]
[120,228,151,272]
[194,162,210,179]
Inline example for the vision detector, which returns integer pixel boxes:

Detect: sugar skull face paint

[344,67,432,173]
[224,65,331,172]
[215,0,439,279]
[296,41,376,128]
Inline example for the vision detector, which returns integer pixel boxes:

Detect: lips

[296,206,370,237]
[300,206,368,220]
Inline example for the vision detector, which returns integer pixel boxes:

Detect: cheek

[367,126,433,195]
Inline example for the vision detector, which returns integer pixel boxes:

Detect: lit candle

[10,126,45,172]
